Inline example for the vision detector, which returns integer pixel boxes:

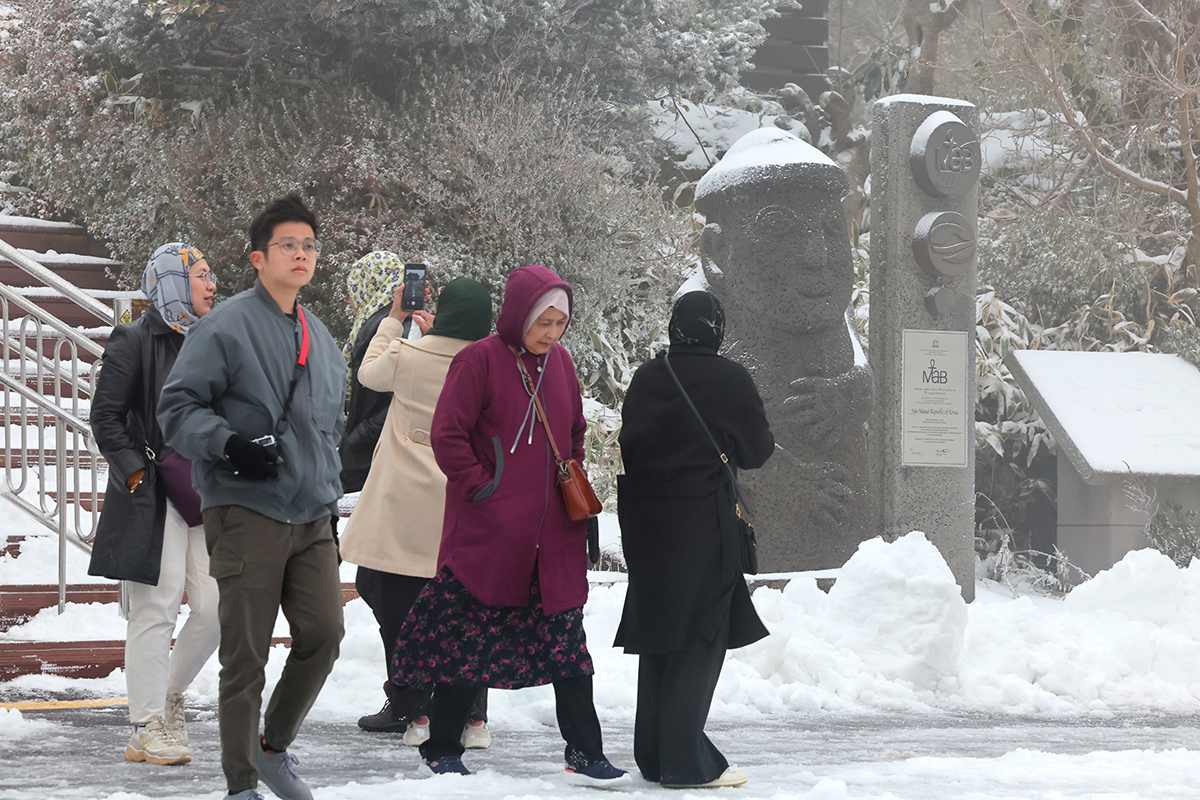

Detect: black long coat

[339,304,410,493]
[88,308,181,584]
[614,344,774,655]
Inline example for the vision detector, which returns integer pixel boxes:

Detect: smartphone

[400,263,427,311]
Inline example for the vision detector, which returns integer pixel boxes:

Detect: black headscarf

[668,290,725,351]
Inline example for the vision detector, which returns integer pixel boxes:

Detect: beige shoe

[403,716,430,747]
[125,717,191,765]
[663,767,747,788]
[164,692,189,746]
[460,719,492,749]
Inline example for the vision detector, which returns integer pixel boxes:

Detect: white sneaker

[663,767,747,788]
[403,716,430,747]
[165,692,189,746]
[460,720,492,749]
[125,717,191,765]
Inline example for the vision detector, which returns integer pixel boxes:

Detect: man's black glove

[587,516,600,567]
[223,434,280,481]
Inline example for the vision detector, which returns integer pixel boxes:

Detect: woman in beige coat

[339,276,493,745]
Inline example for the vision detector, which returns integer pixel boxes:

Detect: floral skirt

[390,566,594,690]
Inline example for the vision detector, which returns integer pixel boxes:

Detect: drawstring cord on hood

[510,349,548,453]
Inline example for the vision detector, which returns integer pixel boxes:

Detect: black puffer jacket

[339,304,409,493]
[88,308,182,584]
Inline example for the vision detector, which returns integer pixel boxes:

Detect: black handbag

[663,352,759,575]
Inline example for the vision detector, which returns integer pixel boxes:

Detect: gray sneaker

[256,748,313,800]
[224,791,265,800]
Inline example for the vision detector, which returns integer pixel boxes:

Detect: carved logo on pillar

[910,110,980,198]
[913,211,975,278]
[924,285,960,317]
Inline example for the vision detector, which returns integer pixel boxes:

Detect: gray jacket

[157,279,347,525]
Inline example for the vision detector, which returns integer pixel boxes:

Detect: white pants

[125,499,221,724]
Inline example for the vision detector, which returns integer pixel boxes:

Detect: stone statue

[693,127,873,570]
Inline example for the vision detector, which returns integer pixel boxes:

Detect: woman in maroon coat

[390,265,630,786]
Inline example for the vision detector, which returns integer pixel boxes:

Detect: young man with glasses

[158,194,347,800]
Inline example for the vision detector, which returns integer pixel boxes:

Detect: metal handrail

[0,237,114,325]
[1,243,115,612]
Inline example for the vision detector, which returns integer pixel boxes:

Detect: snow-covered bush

[0,2,695,402]
[98,0,777,107]
[973,287,1056,552]
[976,209,1137,330]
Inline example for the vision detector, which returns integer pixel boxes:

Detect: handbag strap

[508,345,565,466]
[662,351,747,510]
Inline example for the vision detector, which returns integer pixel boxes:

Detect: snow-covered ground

[3,501,1200,798]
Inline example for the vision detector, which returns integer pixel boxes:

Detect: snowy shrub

[976,209,1137,329]
[976,527,1088,596]
[100,0,776,107]
[973,288,1056,551]
[1124,477,1200,570]
[1153,320,1200,369]
[0,1,693,404]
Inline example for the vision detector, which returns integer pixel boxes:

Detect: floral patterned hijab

[344,250,404,359]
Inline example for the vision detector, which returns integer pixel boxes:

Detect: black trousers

[420,675,605,768]
[634,619,730,785]
[355,566,486,722]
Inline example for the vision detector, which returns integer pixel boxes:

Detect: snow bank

[0,706,55,741]
[7,508,1200,720]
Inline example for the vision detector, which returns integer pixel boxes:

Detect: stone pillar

[869,96,979,600]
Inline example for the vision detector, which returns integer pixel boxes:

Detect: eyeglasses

[191,270,218,287]
[265,238,322,257]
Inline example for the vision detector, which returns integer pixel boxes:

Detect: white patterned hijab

[142,242,205,334]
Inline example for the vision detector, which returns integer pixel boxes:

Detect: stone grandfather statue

[693,128,873,569]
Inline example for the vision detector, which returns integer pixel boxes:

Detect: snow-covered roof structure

[1005,350,1200,484]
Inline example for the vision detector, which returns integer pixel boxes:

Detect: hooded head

[425,277,493,342]
[669,290,725,351]
[495,265,574,352]
[344,251,404,354]
[142,242,209,334]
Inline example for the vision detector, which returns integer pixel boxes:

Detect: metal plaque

[901,329,969,467]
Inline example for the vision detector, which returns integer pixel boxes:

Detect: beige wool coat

[338,316,470,577]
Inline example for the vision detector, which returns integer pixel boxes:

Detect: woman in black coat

[614,290,773,789]
[88,243,220,766]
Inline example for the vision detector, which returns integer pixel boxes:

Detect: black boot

[357,681,409,733]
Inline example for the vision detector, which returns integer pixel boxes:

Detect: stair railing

[0,237,115,612]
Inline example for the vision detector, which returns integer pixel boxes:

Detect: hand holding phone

[400,264,427,311]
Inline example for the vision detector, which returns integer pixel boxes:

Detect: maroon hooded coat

[430,266,589,616]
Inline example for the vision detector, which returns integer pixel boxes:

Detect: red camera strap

[296,305,310,367]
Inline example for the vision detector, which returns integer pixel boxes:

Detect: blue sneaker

[420,754,471,776]
[255,748,313,800]
[565,759,633,788]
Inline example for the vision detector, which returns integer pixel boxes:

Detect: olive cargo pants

[204,505,344,793]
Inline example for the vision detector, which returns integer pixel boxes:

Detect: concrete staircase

[1,214,121,678]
